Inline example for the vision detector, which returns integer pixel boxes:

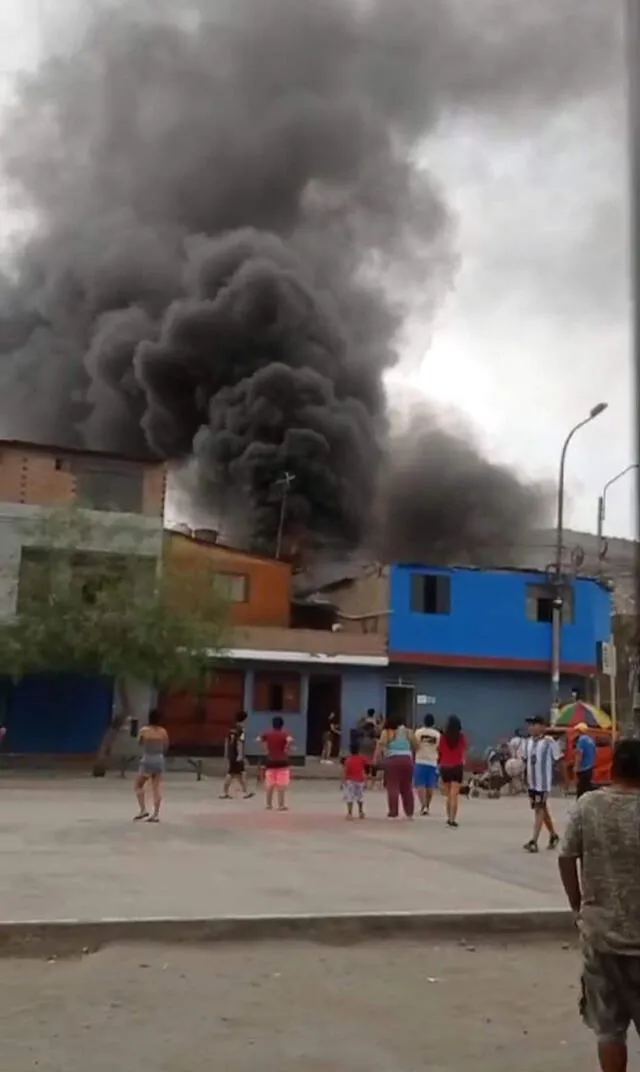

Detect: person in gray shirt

[559,738,640,1072]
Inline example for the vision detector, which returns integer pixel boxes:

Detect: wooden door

[159,671,245,755]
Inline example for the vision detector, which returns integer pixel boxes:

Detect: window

[18,548,155,610]
[410,573,451,615]
[18,548,57,610]
[212,572,249,603]
[253,672,301,713]
[71,460,143,513]
[526,583,574,625]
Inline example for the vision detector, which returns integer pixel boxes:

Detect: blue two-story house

[386,564,612,754]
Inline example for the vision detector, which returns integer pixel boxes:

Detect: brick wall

[0,446,165,516]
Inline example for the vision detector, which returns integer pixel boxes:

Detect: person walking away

[523,715,561,852]
[558,738,640,1072]
[374,714,415,819]
[359,710,379,789]
[134,709,169,823]
[574,721,597,798]
[413,714,440,815]
[220,711,255,800]
[343,740,367,820]
[438,715,467,827]
[258,716,294,811]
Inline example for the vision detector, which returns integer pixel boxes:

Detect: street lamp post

[597,464,639,558]
[551,403,608,711]
[624,0,640,720]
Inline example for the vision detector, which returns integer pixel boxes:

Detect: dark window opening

[253,673,301,713]
[411,573,451,615]
[71,460,143,513]
[268,683,285,712]
[526,583,574,625]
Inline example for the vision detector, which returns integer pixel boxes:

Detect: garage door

[158,671,245,755]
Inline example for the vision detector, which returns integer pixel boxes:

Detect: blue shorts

[414,763,438,790]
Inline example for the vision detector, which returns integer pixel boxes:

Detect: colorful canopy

[553,700,611,731]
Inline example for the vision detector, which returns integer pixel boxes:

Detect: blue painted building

[239,661,385,760]
[0,674,114,754]
[385,564,612,756]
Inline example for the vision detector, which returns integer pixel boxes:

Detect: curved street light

[597,464,639,558]
[551,402,608,708]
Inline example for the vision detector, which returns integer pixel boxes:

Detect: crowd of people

[132,707,599,839]
[135,701,604,829]
[130,707,640,1067]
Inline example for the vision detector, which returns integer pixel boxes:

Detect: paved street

[0,776,573,921]
[2,940,631,1071]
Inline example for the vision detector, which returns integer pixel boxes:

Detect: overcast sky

[0,1,635,540]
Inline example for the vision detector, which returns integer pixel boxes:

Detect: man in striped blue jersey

[523,715,561,853]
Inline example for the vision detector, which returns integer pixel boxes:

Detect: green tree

[0,509,229,774]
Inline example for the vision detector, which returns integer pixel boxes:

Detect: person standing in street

[321,712,340,763]
[134,710,169,823]
[574,721,597,798]
[219,711,254,800]
[375,713,415,819]
[342,739,367,820]
[558,738,640,1072]
[358,710,379,789]
[438,715,467,828]
[258,716,294,811]
[523,715,561,853]
[413,713,440,815]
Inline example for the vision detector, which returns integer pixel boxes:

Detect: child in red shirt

[343,741,367,820]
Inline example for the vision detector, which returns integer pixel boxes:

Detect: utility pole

[596,464,639,563]
[625,0,640,723]
[551,404,608,713]
[274,472,295,560]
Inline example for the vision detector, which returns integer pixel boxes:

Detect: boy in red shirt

[343,740,367,820]
[258,716,294,811]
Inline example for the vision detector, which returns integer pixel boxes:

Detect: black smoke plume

[0,0,619,560]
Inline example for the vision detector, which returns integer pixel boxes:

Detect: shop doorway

[306,674,342,756]
[385,683,416,728]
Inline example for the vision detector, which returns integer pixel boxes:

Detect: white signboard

[601,641,616,676]
[416,694,436,705]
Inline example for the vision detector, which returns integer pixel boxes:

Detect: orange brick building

[165,529,292,628]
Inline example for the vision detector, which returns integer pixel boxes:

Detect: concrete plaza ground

[3,940,631,1071]
[0,775,574,921]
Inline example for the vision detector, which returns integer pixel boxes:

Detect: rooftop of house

[0,437,162,467]
[165,526,290,567]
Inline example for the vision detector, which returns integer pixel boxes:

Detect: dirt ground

[2,939,635,1071]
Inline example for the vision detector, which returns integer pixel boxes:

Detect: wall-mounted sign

[416,695,436,705]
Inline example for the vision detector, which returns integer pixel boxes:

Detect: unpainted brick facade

[0,444,166,516]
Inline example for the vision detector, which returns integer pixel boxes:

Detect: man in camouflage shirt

[559,738,640,1072]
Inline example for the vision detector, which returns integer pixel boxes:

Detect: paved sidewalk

[0,777,573,921]
[1,940,625,1070]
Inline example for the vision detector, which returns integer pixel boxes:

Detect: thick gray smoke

[0,0,620,559]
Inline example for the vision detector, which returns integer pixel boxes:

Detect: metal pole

[626,0,640,727]
[551,405,608,711]
[596,495,605,554]
[275,471,294,560]
[597,465,639,561]
[610,640,618,741]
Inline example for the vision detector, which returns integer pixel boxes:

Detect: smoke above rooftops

[0,0,619,560]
